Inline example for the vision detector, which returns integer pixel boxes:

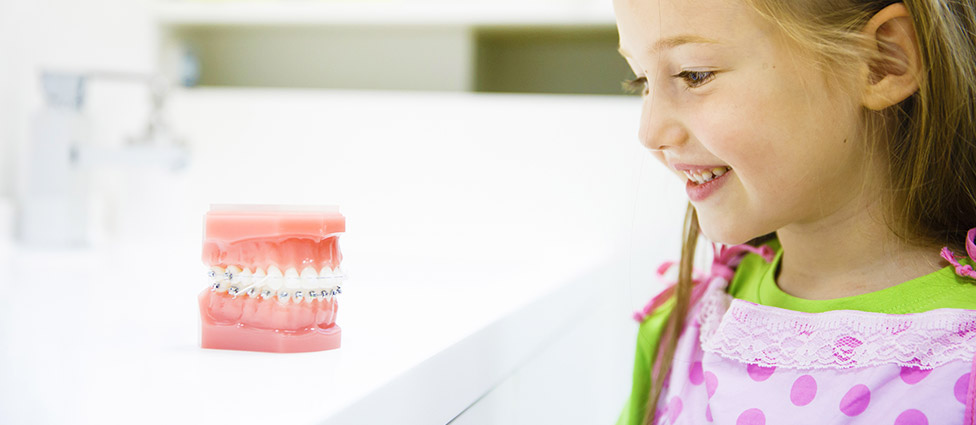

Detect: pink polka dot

[706,404,713,422]
[736,408,766,425]
[705,371,719,399]
[839,384,871,416]
[747,364,776,382]
[689,361,704,385]
[790,375,817,406]
[894,409,928,425]
[667,396,683,423]
[955,373,970,404]
[900,366,932,385]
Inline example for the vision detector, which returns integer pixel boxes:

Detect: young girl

[614,0,976,424]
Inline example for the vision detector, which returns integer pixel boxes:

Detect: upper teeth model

[684,166,730,184]
[199,205,346,353]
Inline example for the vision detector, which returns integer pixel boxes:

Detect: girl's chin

[697,217,768,246]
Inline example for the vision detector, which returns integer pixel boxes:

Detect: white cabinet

[450,284,638,425]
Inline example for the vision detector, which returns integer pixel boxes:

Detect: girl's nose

[638,93,687,151]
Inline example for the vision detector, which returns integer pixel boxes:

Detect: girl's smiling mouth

[672,164,733,202]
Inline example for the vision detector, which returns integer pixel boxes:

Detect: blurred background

[0,0,687,424]
[0,0,639,244]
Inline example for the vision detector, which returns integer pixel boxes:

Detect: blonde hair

[643,1,976,424]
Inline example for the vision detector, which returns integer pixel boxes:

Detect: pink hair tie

[941,228,976,280]
[967,227,976,262]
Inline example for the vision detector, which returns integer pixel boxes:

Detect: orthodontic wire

[210,269,344,299]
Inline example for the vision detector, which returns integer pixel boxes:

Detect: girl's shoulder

[900,257,976,311]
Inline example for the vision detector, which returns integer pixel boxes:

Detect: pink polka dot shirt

[619,238,976,425]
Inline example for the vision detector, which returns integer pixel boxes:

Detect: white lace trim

[698,288,976,370]
[696,277,731,343]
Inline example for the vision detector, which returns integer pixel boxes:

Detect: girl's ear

[860,3,922,111]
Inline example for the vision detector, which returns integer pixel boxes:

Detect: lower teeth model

[198,205,346,353]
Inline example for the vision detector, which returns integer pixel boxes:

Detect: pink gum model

[199,205,346,353]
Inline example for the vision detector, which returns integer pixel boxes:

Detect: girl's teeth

[685,167,730,184]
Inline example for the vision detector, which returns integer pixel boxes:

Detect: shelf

[154,1,616,27]
[154,1,630,94]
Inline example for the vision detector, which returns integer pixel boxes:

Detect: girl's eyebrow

[618,34,721,58]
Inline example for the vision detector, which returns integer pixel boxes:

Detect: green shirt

[615,240,976,425]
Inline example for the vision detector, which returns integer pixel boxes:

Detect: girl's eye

[674,70,715,88]
[622,76,649,95]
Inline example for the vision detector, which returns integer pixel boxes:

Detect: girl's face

[615,0,873,244]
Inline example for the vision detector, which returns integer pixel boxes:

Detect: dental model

[198,205,346,353]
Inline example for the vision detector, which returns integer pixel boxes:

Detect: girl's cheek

[695,117,739,155]
[697,96,767,157]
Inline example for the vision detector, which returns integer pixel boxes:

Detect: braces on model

[198,205,347,353]
[208,266,345,301]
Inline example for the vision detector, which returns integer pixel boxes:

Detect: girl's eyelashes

[623,76,648,95]
[674,70,716,88]
[622,70,716,95]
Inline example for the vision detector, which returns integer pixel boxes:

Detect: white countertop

[0,233,615,425]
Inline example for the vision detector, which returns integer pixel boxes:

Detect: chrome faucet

[17,71,189,247]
